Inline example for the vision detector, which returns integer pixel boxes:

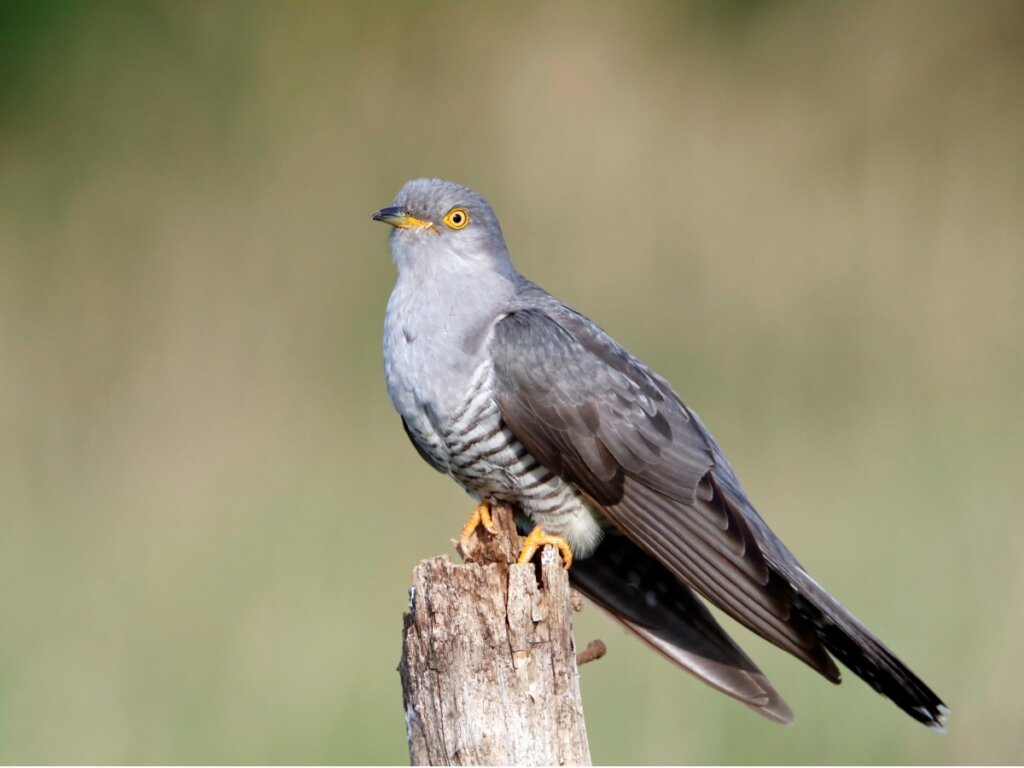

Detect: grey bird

[374,177,948,729]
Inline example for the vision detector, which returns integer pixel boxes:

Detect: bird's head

[372,178,513,276]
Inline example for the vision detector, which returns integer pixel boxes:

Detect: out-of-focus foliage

[1,0,1022,763]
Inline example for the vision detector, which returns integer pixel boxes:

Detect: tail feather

[712,477,950,730]
[569,531,794,724]
[786,569,949,731]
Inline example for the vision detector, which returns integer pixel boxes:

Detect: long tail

[710,475,950,730]
[569,531,794,724]
[784,565,950,731]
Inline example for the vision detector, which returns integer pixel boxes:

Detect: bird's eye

[443,207,469,230]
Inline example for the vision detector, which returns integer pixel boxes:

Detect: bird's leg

[459,501,497,548]
[517,526,573,570]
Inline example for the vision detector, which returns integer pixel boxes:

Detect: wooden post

[398,503,592,766]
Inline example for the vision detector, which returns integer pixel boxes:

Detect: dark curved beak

[371,206,433,230]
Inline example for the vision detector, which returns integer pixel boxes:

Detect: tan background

[1,1,1022,763]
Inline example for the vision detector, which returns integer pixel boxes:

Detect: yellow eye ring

[443,207,470,230]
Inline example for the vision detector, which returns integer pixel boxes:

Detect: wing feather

[488,291,946,729]
[491,306,834,676]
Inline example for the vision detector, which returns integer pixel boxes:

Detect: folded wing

[491,302,946,729]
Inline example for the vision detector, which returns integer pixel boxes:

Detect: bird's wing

[491,304,948,729]
[490,306,837,678]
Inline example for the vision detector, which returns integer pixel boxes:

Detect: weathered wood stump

[399,503,591,765]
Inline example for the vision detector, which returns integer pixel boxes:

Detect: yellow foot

[459,501,497,549]
[517,526,573,570]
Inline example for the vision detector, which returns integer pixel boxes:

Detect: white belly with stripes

[405,360,606,558]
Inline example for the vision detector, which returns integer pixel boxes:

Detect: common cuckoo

[374,178,947,729]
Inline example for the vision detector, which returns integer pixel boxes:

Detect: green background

[2,0,1022,763]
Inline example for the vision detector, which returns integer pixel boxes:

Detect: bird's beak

[371,206,434,230]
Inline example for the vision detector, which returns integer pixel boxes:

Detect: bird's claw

[459,501,497,548]
[517,526,573,570]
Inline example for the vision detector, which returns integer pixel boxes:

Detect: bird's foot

[517,526,573,570]
[458,501,497,549]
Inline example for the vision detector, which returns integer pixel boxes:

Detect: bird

[373,177,948,729]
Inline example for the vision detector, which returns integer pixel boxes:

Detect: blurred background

[1,0,1022,763]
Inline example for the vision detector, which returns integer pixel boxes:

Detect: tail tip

[916,704,950,733]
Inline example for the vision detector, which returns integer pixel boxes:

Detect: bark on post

[399,503,591,766]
